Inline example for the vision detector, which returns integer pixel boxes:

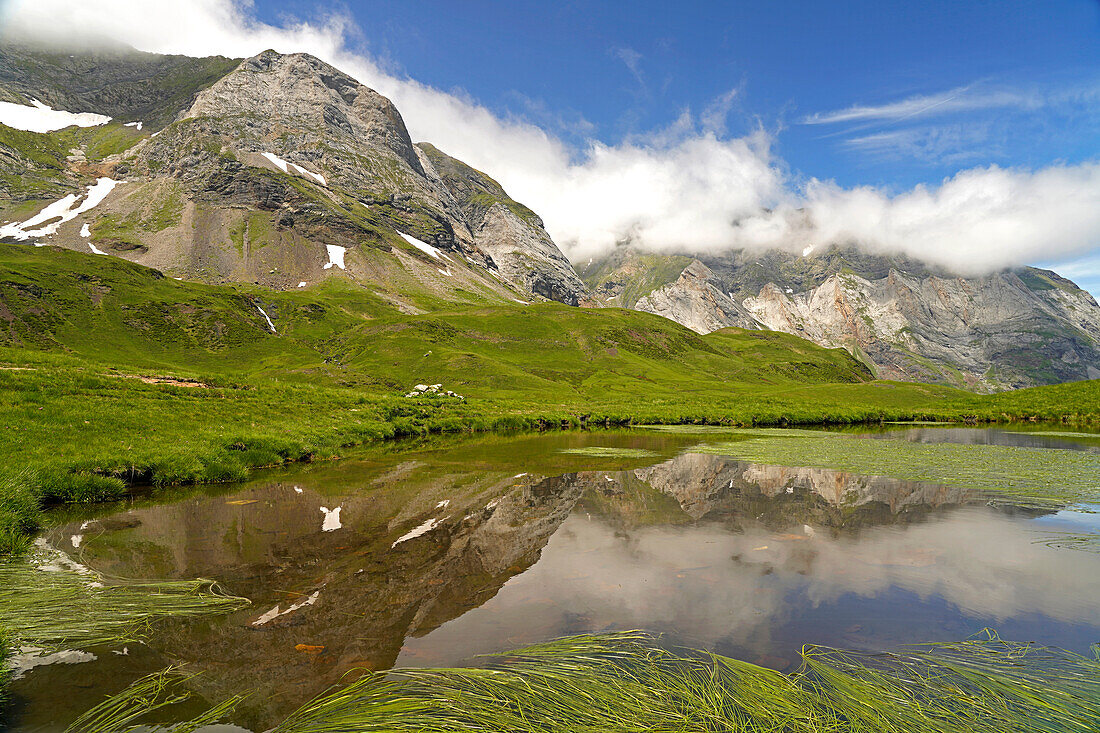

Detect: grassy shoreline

[2,347,1096,554]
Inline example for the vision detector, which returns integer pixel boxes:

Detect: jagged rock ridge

[581,246,1100,390]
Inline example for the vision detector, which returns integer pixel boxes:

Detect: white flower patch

[0,99,110,133]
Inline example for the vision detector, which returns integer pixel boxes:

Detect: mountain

[580,246,1100,391]
[3,43,1097,391]
[0,46,587,308]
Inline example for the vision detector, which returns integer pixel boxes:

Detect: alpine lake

[7,423,1100,731]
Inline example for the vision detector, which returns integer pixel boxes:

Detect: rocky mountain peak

[184,50,423,174]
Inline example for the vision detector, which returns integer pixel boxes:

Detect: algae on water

[696,429,1100,508]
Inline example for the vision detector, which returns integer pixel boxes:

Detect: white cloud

[802,85,1038,125]
[3,0,1099,277]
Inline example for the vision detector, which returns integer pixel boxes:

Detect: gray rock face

[635,260,762,333]
[133,49,585,304]
[581,246,1100,390]
[415,142,587,305]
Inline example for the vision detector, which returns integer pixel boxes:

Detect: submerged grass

[559,447,660,458]
[64,667,244,733]
[78,632,1100,733]
[0,540,248,650]
[697,429,1100,508]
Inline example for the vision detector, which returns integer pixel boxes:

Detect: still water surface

[9,425,1100,731]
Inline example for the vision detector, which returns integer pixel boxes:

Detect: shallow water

[8,425,1100,731]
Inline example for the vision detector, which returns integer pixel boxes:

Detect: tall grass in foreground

[72,631,1100,733]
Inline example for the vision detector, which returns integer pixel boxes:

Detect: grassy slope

[0,242,1096,551]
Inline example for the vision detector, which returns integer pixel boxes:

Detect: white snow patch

[485,499,500,510]
[79,223,91,237]
[0,99,110,133]
[260,151,325,185]
[291,163,326,186]
[254,303,276,333]
[436,499,450,509]
[297,281,307,287]
[320,506,342,531]
[801,244,815,257]
[113,647,129,656]
[0,178,118,241]
[88,242,108,255]
[252,590,320,626]
[323,244,346,270]
[399,232,452,262]
[294,485,303,494]
[123,121,143,131]
[785,288,793,294]
[260,151,290,173]
[438,268,452,277]
[391,516,446,548]
[70,534,83,549]
[514,473,528,478]
[8,647,97,680]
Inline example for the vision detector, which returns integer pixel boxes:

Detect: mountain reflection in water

[20,429,1100,732]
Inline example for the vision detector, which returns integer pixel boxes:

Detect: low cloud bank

[3,0,1098,275]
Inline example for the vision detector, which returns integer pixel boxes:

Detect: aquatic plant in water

[0,539,248,650]
[697,429,1100,508]
[559,447,660,458]
[74,631,1100,733]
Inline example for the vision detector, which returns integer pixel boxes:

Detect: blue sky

[253,0,1100,191]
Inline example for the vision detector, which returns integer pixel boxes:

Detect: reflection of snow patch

[33,538,92,575]
[320,506,342,531]
[0,178,118,241]
[323,244,346,270]
[252,590,320,626]
[254,303,276,333]
[8,647,97,680]
[0,99,110,133]
[399,232,452,261]
[392,516,446,548]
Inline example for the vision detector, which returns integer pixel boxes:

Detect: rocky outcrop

[1,47,588,307]
[635,260,761,333]
[581,246,1100,390]
[416,143,587,304]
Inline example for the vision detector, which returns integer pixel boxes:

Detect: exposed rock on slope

[581,246,1100,390]
[0,47,587,307]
